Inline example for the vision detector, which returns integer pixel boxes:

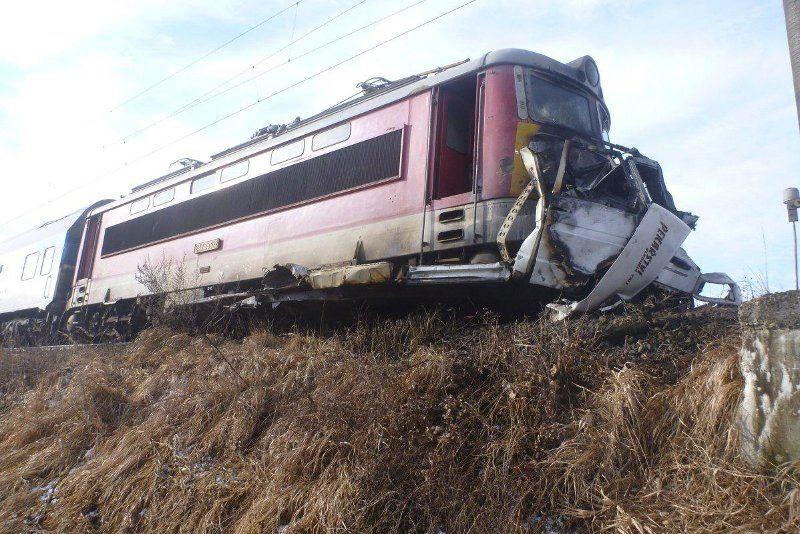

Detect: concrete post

[739,290,800,466]
[786,0,800,132]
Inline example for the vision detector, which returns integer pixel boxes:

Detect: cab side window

[21,252,39,280]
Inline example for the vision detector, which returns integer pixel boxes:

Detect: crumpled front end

[505,141,740,319]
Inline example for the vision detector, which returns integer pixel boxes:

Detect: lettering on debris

[634,221,670,276]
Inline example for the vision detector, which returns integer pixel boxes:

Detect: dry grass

[0,305,795,532]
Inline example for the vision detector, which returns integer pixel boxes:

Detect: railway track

[1,341,131,355]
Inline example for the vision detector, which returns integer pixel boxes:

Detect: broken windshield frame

[524,72,599,138]
[597,101,611,142]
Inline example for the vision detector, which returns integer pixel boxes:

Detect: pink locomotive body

[68,54,548,322]
[1,48,740,342]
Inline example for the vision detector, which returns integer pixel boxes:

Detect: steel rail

[1,342,132,353]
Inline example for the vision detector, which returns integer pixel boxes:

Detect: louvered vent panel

[101,130,403,256]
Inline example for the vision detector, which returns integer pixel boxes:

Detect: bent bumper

[547,203,689,319]
[545,203,741,320]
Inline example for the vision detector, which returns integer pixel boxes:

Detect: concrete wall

[739,290,800,466]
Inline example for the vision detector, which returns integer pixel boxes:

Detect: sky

[0,0,797,297]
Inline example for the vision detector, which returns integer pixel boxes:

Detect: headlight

[584,58,600,87]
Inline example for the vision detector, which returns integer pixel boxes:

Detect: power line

[117,0,426,145]
[289,0,300,40]
[1,0,479,228]
[116,0,374,144]
[124,0,478,159]
[100,0,306,118]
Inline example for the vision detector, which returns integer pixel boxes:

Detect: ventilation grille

[437,229,464,243]
[438,209,465,223]
[101,130,403,256]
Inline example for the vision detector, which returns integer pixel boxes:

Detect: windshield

[525,74,596,136]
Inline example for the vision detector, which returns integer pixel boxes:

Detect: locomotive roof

[213,48,606,160]
[105,48,607,215]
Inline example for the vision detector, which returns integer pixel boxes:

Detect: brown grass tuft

[0,305,795,532]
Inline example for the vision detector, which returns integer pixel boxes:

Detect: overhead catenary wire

[116,0,374,144]
[98,0,306,118]
[158,0,373,112]
[289,0,300,41]
[1,0,479,229]
[117,0,426,145]
[114,0,479,160]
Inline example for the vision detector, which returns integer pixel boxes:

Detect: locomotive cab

[413,51,739,314]
[422,52,621,267]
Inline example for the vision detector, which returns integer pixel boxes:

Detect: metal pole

[795,221,799,290]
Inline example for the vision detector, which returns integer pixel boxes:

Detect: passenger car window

[40,246,55,276]
[21,252,39,280]
[220,159,249,182]
[270,139,304,165]
[191,173,217,193]
[312,123,351,151]
[129,197,150,214]
[153,187,175,206]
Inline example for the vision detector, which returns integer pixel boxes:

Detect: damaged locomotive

[0,48,739,342]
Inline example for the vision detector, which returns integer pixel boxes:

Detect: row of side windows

[186,158,251,195]
[190,122,352,196]
[100,128,402,257]
[21,246,55,281]
[129,185,177,215]
[129,122,352,216]
[190,158,252,195]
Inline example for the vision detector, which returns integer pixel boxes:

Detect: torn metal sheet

[407,263,511,284]
[308,262,393,289]
[654,249,742,305]
[263,263,310,291]
[530,197,636,289]
[497,147,544,263]
[511,147,549,278]
[655,248,701,294]
[228,295,260,311]
[693,272,742,305]
[547,203,691,320]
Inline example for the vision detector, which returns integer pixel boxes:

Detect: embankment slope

[0,306,796,532]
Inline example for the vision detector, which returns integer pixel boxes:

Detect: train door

[72,214,102,305]
[433,77,477,200]
[421,75,479,261]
